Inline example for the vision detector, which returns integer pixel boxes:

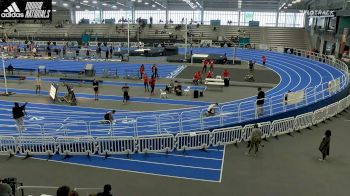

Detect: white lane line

[219,145,226,183]
[153,152,223,161]
[92,154,221,171]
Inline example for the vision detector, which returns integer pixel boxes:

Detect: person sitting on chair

[207,103,219,116]
[175,83,182,96]
[104,110,116,124]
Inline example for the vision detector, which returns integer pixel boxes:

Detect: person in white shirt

[35,76,41,95]
[207,103,219,116]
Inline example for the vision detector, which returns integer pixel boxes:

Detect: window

[278,12,305,28]
[240,12,277,27]
[168,10,201,24]
[134,10,166,24]
[203,11,239,25]
[103,11,131,23]
[75,11,101,24]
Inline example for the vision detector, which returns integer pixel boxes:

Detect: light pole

[127,18,130,56]
[1,52,9,95]
[184,18,188,60]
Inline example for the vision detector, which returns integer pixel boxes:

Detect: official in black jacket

[12,102,27,132]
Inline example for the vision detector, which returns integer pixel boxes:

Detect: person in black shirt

[104,110,116,124]
[97,184,112,196]
[106,49,109,61]
[109,45,113,59]
[92,79,99,101]
[12,102,28,132]
[122,83,130,103]
[256,87,265,117]
[249,60,255,74]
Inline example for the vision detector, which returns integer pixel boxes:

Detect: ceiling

[53,0,287,11]
[53,0,346,12]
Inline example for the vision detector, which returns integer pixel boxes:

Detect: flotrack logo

[300,10,335,17]
[0,1,52,20]
[1,2,24,18]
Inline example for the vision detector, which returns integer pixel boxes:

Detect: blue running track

[0,48,345,182]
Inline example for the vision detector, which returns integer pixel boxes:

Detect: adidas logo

[1,2,24,18]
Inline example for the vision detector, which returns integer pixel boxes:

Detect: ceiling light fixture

[83,0,88,3]
[92,1,97,4]
[63,3,68,6]
[76,5,80,8]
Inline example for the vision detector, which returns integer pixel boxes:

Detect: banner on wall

[300,10,336,18]
[0,0,52,20]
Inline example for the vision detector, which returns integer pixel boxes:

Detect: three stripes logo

[1,2,24,18]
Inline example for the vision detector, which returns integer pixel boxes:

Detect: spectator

[319,130,332,161]
[149,76,156,96]
[35,76,41,95]
[104,110,116,124]
[7,64,14,75]
[92,79,99,101]
[0,179,13,196]
[143,74,149,92]
[56,186,70,196]
[105,49,109,61]
[206,103,219,116]
[262,55,267,65]
[70,191,79,196]
[139,64,145,79]
[97,47,102,58]
[256,87,265,117]
[12,102,28,132]
[97,184,112,196]
[109,45,113,59]
[122,83,130,103]
[245,124,263,156]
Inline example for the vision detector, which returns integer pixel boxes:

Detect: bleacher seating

[2,24,310,50]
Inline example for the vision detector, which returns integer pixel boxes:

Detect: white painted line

[92,154,221,171]
[219,145,226,183]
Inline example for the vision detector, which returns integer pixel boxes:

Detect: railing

[2,94,349,156]
[0,48,349,138]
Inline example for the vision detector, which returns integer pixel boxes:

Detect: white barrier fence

[1,94,348,156]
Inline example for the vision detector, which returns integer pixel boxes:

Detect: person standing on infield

[92,79,99,101]
[122,83,130,103]
[35,76,42,95]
